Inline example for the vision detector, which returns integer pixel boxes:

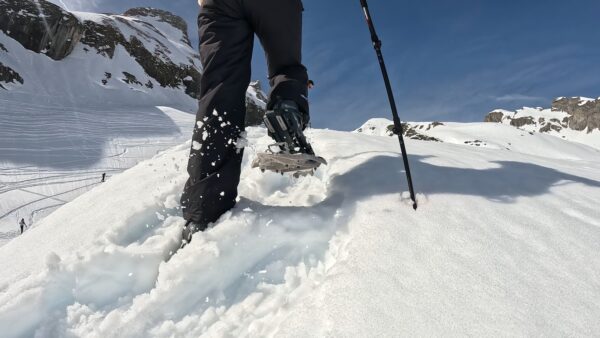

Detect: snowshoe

[253,149,327,177]
[252,100,327,176]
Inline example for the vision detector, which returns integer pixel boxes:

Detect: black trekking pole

[359,0,418,210]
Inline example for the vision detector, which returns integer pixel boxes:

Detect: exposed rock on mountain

[77,10,201,99]
[356,114,600,153]
[0,0,83,60]
[123,7,192,46]
[484,108,569,134]
[0,62,23,89]
[401,123,443,142]
[1,0,201,99]
[245,81,268,126]
[355,118,442,142]
[0,39,22,89]
[510,116,535,128]
[552,97,600,132]
[484,111,504,123]
[0,0,267,115]
[486,97,600,134]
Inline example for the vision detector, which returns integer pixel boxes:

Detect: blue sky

[53,0,600,130]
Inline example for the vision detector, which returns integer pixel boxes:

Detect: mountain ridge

[1,0,268,121]
[0,1,267,236]
[356,97,600,153]
[485,96,600,134]
[0,0,202,102]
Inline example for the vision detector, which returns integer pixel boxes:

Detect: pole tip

[412,202,418,210]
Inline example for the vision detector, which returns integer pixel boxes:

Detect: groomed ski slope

[1,126,600,337]
[0,105,195,241]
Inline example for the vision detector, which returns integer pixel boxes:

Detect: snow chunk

[45,252,61,271]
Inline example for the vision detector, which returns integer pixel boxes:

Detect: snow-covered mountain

[1,1,199,106]
[1,0,267,111]
[483,97,600,150]
[1,123,599,336]
[486,97,600,133]
[0,0,267,241]
[357,97,600,152]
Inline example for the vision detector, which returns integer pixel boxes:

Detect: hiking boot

[263,100,313,155]
[181,220,208,247]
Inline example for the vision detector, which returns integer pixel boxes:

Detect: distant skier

[19,218,26,234]
[181,0,314,244]
[101,173,106,183]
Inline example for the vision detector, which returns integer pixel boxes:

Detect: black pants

[181,0,309,224]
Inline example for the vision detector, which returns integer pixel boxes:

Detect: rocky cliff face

[0,61,23,89]
[0,0,200,98]
[0,0,267,123]
[123,7,191,46]
[245,81,268,126]
[552,97,600,132]
[0,41,22,89]
[77,13,201,99]
[485,96,599,134]
[355,118,443,142]
[0,0,83,60]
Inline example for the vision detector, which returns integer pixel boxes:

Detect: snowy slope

[1,126,599,337]
[0,105,195,242]
[357,117,600,160]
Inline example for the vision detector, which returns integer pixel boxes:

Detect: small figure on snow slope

[19,218,26,234]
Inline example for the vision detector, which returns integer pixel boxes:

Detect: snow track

[0,102,195,241]
[1,127,599,336]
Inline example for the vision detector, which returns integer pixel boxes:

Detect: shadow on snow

[0,103,182,169]
[330,154,600,203]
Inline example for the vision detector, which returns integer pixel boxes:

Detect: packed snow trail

[0,105,196,240]
[0,127,599,336]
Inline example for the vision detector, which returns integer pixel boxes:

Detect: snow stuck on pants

[0,127,599,337]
